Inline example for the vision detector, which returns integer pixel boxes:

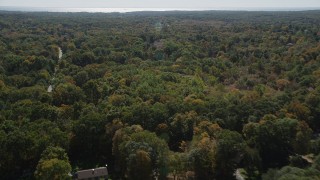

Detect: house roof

[74,167,108,179]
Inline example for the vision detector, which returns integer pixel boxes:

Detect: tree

[71,51,96,67]
[194,120,221,137]
[0,119,69,179]
[112,125,144,178]
[190,134,216,180]
[243,117,312,170]
[69,111,107,166]
[113,128,169,179]
[293,121,313,154]
[127,147,153,180]
[129,131,170,179]
[53,83,85,105]
[74,70,89,87]
[34,146,71,180]
[215,130,246,179]
[82,80,101,104]
[169,111,197,150]
[262,165,320,180]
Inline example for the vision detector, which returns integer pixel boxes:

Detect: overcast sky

[1,0,320,8]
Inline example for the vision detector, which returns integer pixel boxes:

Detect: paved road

[47,47,62,92]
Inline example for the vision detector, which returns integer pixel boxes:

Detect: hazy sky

[1,0,320,8]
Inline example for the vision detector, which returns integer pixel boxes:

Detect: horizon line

[1,6,320,13]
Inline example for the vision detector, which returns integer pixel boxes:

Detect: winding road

[47,47,62,92]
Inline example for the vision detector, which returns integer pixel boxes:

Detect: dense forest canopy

[0,10,320,179]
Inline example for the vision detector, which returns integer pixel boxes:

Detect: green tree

[69,112,107,166]
[53,83,85,105]
[169,111,197,150]
[112,125,144,178]
[83,80,101,104]
[74,70,89,87]
[113,128,169,179]
[34,146,71,180]
[190,134,216,180]
[215,130,246,179]
[243,117,312,170]
[127,147,153,180]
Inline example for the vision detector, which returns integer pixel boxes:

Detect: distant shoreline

[1,6,320,13]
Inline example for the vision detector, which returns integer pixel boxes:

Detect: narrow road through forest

[47,47,62,92]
